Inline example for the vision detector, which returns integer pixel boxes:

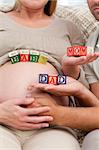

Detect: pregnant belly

[0,62,58,101]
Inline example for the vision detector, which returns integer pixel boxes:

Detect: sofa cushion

[0,0,15,12]
[56,5,99,40]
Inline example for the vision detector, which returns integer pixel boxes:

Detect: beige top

[0,12,84,64]
[84,27,99,84]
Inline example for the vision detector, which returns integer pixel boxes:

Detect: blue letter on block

[39,74,48,84]
[58,75,66,84]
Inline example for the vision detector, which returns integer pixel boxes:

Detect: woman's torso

[0,12,82,105]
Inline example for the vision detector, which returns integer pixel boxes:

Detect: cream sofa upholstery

[56,5,99,41]
[0,2,98,40]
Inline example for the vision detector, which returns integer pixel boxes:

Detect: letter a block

[9,51,20,64]
[20,50,30,62]
[48,76,58,85]
[39,74,48,84]
[58,75,66,84]
[30,50,39,62]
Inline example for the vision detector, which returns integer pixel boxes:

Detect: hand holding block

[20,50,30,62]
[9,51,20,64]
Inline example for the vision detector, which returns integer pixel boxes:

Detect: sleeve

[66,21,85,46]
[78,66,89,88]
[83,61,99,84]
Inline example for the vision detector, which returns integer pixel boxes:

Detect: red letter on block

[67,47,74,56]
[20,50,30,62]
[48,76,58,85]
[80,46,87,56]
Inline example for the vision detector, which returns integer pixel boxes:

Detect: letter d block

[58,75,66,84]
[39,74,48,84]
[48,76,58,85]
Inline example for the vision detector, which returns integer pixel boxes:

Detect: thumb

[14,98,35,106]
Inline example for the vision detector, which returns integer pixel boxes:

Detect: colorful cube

[20,50,30,62]
[38,54,48,64]
[73,46,81,56]
[80,46,87,56]
[39,74,48,84]
[87,47,94,54]
[58,75,66,84]
[9,51,20,64]
[48,76,58,85]
[30,50,39,62]
[67,47,74,56]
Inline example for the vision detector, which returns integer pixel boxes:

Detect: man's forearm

[75,86,99,107]
[55,106,99,131]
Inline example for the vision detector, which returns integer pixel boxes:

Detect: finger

[72,56,87,65]
[28,84,48,91]
[24,116,53,123]
[87,56,98,63]
[20,123,50,130]
[25,106,51,115]
[86,53,95,61]
[95,52,99,56]
[15,98,35,106]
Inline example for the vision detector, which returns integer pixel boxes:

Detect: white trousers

[0,125,81,150]
[82,129,99,150]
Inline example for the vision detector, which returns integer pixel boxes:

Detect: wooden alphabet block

[80,46,87,56]
[58,75,66,84]
[39,74,48,84]
[30,50,39,62]
[9,51,20,64]
[48,76,58,85]
[67,47,74,56]
[20,50,30,62]
[73,46,81,56]
[87,47,94,54]
[38,54,48,64]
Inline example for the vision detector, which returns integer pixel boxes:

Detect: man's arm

[52,105,99,131]
[29,77,99,107]
[90,82,99,99]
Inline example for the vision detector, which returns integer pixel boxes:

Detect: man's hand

[0,98,53,130]
[27,77,83,97]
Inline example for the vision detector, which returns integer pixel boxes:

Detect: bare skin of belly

[0,62,68,106]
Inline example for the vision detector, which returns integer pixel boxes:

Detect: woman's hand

[0,98,53,130]
[62,53,99,66]
[62,53,99,79]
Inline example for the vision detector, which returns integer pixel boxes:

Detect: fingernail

[48,116,53,121]
[42,124,49,127]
